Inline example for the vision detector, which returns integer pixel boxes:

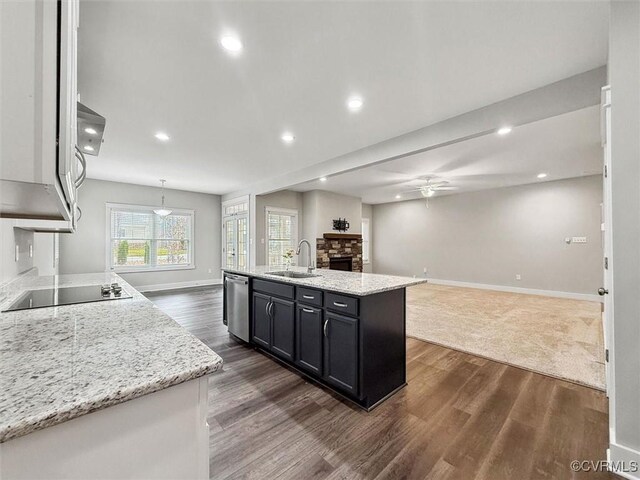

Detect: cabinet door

[324,312,359,396]
[295,305,323,375]
[252,292,271,349]
[271,297,295,361]
[58,0,79,209]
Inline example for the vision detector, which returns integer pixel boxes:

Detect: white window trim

[362,217,371,264]
[265,206,299,267]
[105,202,196,274]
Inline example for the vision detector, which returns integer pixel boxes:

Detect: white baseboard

[425,278,602,303]
[136,279,222,293]
[608,442,640,479]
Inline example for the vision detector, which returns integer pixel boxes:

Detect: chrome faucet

[296,239,315,273]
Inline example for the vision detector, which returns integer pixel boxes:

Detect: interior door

[601,86,613,397]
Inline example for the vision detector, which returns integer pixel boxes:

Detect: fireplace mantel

[322,233,362,240]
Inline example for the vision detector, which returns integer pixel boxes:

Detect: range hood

[77,102,106,156]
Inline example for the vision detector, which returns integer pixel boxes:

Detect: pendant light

[154,179,172,217]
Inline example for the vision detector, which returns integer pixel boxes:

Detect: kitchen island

[222,266,426,409]
[0,271,223,480]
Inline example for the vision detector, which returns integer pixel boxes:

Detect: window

[107,203,194,272]
[266,207,298,268]
[224,201,248,216]
[362,218,370,264]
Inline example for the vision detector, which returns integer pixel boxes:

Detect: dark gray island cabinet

[223,268,426,410]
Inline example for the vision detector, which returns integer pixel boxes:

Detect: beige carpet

[406,283,606,390]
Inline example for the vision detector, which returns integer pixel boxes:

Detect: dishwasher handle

[225,274,248,285]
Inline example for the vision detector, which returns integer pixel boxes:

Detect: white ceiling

[78,1,609,194]
[291,106,603,204]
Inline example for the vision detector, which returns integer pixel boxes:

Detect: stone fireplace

[316,233,362,272]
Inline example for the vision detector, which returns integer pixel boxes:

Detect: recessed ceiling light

[281,132,295,143]
[220,35,243,53]
[395,194,401,199]
[347,96,364,111]
[84,127,97,135]
[83,145,94,152]
[537,173,548,179]
[154,132,170,141]
[319,177,327,182]
[497,126,512,135]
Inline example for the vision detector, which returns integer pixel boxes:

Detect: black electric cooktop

[2,285,132,312]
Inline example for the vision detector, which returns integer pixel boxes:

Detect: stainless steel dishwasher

[224,273,249,342]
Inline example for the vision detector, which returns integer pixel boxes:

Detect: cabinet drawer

[296,287,323,307]
[253,279,294,299]
[325,292,359,317]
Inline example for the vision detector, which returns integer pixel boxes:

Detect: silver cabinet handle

[269,301,275,317]
[74,146,87,189]
[302,307,314,313]
[265,301,271,318]
[323,319,329,337]
[333,302,348,308]
[303,295,314,300]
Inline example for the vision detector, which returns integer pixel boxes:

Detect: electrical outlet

[572,236,587,244]
[208,268,212,274]
[516,274,521,280]
[423,267,428,278]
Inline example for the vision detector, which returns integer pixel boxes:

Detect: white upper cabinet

[0,0,81,230]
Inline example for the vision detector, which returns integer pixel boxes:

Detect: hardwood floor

[145,286,615,480]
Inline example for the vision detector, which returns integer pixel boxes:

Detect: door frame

[601,86,615,406]
[222,195,250,270]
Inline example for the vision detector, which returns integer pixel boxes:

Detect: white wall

[362,203,373,273]
[301,190,363,267]
[255,190,303,266]
[609,0,640,465]
[372,176,602,295]
[32,233,58,276]
[0,219,34,285]
[301,189,362,240]
[59,179,221,290]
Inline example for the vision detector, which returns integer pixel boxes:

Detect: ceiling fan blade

[433,186,458,190]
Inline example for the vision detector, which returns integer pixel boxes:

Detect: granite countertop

[0,271,223,443]
[222,266,427,296]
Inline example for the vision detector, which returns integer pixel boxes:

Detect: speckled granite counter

[0,271,223,443]
[222,266,427,296]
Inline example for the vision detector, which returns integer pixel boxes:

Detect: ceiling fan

[406,177,459,198]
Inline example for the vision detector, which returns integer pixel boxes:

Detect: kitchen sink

[266,271,321,279]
